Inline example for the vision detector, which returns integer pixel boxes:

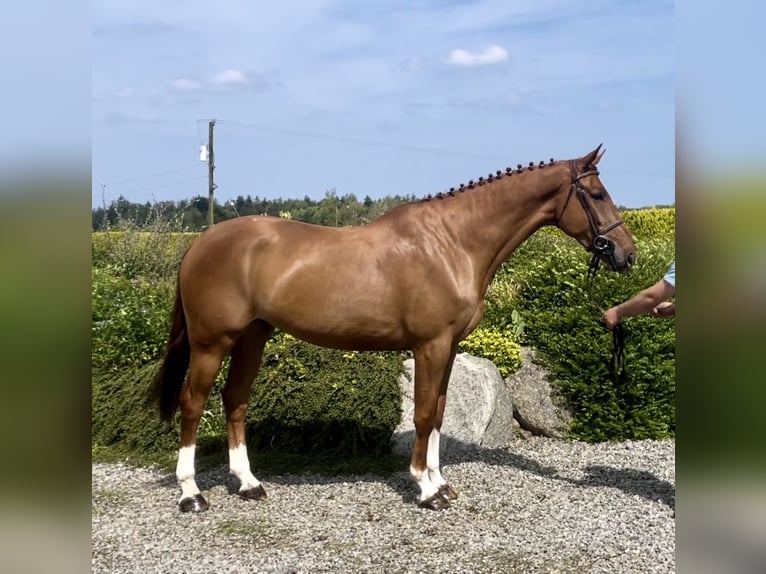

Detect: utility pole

[100,182,108,230]
[207,119,217,228]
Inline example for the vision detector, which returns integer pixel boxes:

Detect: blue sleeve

[663,262,675,288]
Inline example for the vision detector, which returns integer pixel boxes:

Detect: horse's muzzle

[610,249,635,272]
[594,235,635,272]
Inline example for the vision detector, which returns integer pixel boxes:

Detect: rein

[586,255,627,380]
[567,160,628,381]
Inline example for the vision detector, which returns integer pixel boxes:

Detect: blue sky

[92,0,675,209]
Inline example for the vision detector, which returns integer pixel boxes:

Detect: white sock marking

[228,443,261,492]
[176,445,200,501]
[427,428,446,488]
[410,463,438,501]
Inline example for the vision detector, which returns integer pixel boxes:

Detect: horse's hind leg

[176,343,228,512]
[222,320,274,500]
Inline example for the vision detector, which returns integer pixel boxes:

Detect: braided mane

[420,157,560,202]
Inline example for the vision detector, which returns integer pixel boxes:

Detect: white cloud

[447,44,508,67]
[169,69,249,92]
[169,69,248,91]
[171,77,201,90]
[210,69,247,85]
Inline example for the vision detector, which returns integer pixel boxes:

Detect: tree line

[92,189,418,231]
[92,189,673,232]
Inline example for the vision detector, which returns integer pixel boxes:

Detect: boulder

[505,346,572,438]
[391,353,515,455]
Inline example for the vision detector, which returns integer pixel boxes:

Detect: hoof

[239,484,267,501]
[438,484,458,501]
[179,494,209,513]
[419,492,450,510]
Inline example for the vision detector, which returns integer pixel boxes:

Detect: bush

[247,334,404,456]
[508,236,675,442]
[91,267,175,372]
[91,216,194,373]
[459,327,522,377]
[91,218,195,282]
[621,207,675,239]
[92,361,183,468]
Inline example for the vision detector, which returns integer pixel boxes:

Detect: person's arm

[603,279,675,329]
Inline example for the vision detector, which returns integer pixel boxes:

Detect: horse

[151,144,636,512]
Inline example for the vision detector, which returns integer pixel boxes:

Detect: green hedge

[91,268,175,372]
[499,234,675,442]
[621,207,675,238]
[247,334,403,456]
[92,362,182,467]
[91,230,194,282]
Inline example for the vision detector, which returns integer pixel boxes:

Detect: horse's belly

[267,309,409,351]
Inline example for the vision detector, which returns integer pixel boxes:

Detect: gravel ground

[92,438,675,573]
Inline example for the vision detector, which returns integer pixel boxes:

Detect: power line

[215,119,674,179]
[101,174,208,201]
[220,119,511,162]
[104,163,202,187]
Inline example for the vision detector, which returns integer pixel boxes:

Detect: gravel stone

[92,438,675,573]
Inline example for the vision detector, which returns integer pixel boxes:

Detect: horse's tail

[151,276,190,422]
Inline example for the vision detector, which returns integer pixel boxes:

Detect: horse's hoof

[438,484,458,501]
[239,484,267,501]
[419,493,450,510]
[179,494,209,513]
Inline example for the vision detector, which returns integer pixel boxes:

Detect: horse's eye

[591,192,604,201]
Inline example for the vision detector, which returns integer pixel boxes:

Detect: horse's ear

[577,144,603,170]
[593,147,606,166]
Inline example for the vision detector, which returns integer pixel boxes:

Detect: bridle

[562,160,626,268]
[558,160,629,379]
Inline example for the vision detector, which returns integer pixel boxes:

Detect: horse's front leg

[411,337,457,510]
[429,388,459,503]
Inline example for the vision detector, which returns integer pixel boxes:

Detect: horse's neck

[446,169,563,291]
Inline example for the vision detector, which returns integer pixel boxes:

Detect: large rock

[391,353,515,455]
[505,346,572,438]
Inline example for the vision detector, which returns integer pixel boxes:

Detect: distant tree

[92,189,442,231]
[235,195,247,215]
[92,207,107,230]
[182,206,206,230]
[190,195,209,214]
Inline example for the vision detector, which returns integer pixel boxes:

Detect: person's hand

[652,301,675,318]
[602,307,621,329]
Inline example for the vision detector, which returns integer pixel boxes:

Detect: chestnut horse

[152,144,636,512]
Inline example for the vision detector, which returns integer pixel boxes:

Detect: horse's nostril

[627,252,635,266]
